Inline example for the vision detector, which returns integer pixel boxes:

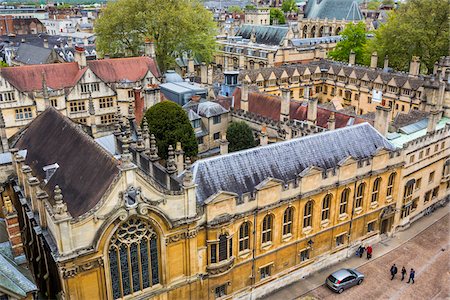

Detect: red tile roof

[87,57,160,83]
[231,88,372,129]
[0,57,160,92]
[1,62,82,92]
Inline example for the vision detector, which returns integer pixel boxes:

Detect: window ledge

[386,196,393,203]
[261,241,273,250]
[338,213,348,221]
[206,257,235,276]
[282,233,293,242]
[370,202,378,209]
[320,219,330,228]
[238,249,251,259]
[354,207,363,215]
[302,226,313,235]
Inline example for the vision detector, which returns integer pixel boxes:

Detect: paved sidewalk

[263,205,450,300]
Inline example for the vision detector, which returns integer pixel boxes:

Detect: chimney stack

[187,57,195,76]
[200,63,208,85]
[259,124,268,146]
[327,112,335,130]
[74,46,86,68]
[349,50,356,66]
[220,133,229,155]
[374,104,391,136]
[3,196,25,261]
[241,80,249,112]
[427,106,440,134]
[144,38,155,58]
[383,55,389,70]
[409,56,420,76]
[306,86,317,124]
[370,51,378,69]
[43,38,48,48]
[68,37,73,48]
[280,87,290,122]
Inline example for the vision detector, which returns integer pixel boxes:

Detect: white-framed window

[387,173,395,197]
[99,97,114,108]
[213,115,221,124]
[282,207,293,236]
[303,201,313,227]
[100,114,115,124]
[367,221,375,232]
[371,178,381,203]
[300,249,310,262]
[261,215,273,244]
[260,265,271,279]
[355,183,365,208]
[321,194,331,221]
[336,234,345,246]
[340,188,350,214]
[239,222,250,252]
[69,101,86,112]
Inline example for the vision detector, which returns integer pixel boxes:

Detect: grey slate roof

[237,25,288,46]
[189,123,395,204]
[291,35,342,47]
[14,43,54,65]
[305,0,364,21]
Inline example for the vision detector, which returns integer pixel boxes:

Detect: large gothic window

[108,218,159,299]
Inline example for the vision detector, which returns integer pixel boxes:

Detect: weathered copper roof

[15,108,120,218]
[87,57,160,83]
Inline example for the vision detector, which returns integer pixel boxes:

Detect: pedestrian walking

[401,266,407,281]
[390,264,398,280]
[357,245,365,258]
[407,268,415,284]
[366,245,373,259]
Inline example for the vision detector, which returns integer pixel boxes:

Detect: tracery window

[210,234,232,263]
[340,188,350,214]
[387,173,396,197]
[262,215,273,244]
[108,218,159,299]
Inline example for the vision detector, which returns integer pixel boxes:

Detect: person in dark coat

[390,264,398,280]
[357,245,365,258]
[407,268,415,283]
[401,266,407,281]
[366,245,373,259]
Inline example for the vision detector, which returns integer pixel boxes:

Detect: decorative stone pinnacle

[53,185,68,218]
[88,91,95,115]
[149,134,159,160]
[128,102,135,120]
[166,145,177,174]
[183,157,193,185]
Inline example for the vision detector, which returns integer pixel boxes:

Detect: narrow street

[305,214,449,299]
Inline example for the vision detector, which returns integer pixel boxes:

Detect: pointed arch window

[282,207,294,236]
[387,173,396,197]
[239,222,250,252]
[262,215,273,244]
[303,201,313,227]
[355,183,365,209]
[108,218,159,299]
[321,194,331,221]
[340,188,350,214]
[371,178,381,203]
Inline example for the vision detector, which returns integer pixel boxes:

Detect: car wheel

[338,288,344,294]
[357,279,363,285]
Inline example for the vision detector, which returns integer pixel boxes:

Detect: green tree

[143,101,197,159]
[328,22,367,64]
[244,4,256,11]
[95,0,217,72]
[365,0,449,73]
[226,122,256,153]
[270,8,286,25]
[0,61,8,68]
[228,5,243,14]
[281,0,298,13]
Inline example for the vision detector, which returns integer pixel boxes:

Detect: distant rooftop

[387,117,450,148]
[304,0,364,21]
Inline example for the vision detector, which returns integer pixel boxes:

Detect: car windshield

[327,275,338,283]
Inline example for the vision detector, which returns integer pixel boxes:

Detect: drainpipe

[250,208,257,300]
[347,179,358,256]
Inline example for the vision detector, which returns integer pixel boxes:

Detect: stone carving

[62,257,104,279]
[165,229,198,245]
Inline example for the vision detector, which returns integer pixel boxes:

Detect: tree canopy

[226,122,256,153]
[328,22,367,64]
[365,0,449,73]
[95,0,217,72]
[270,8,286,25]
[244,4,256,11]
[144,101,198,159]
[281,0,298,13]
[228,5,243,14]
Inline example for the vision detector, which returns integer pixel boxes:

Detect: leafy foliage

[367,0,394,10]
[95,0,217,72]
[281,0,298,13]
[144,101,198,159]
[270,8,286,25]
[226,122,256,153]
[244,4,256,10]
[328,22,367,64]
[365,0,449,73]
[228,5,243,14]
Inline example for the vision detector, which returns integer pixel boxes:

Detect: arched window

[355,183,365,209]
[211,234,232,263]
[282,207,294,236]
[340,188,350,214]
[262,215,273,244]
[402,179,415,218]
[303,201,313,227]
[239,222,250,252]
[387,173,396,197]
[108,218,159,299]
[371,178,381,203]
[321,194,331,221]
